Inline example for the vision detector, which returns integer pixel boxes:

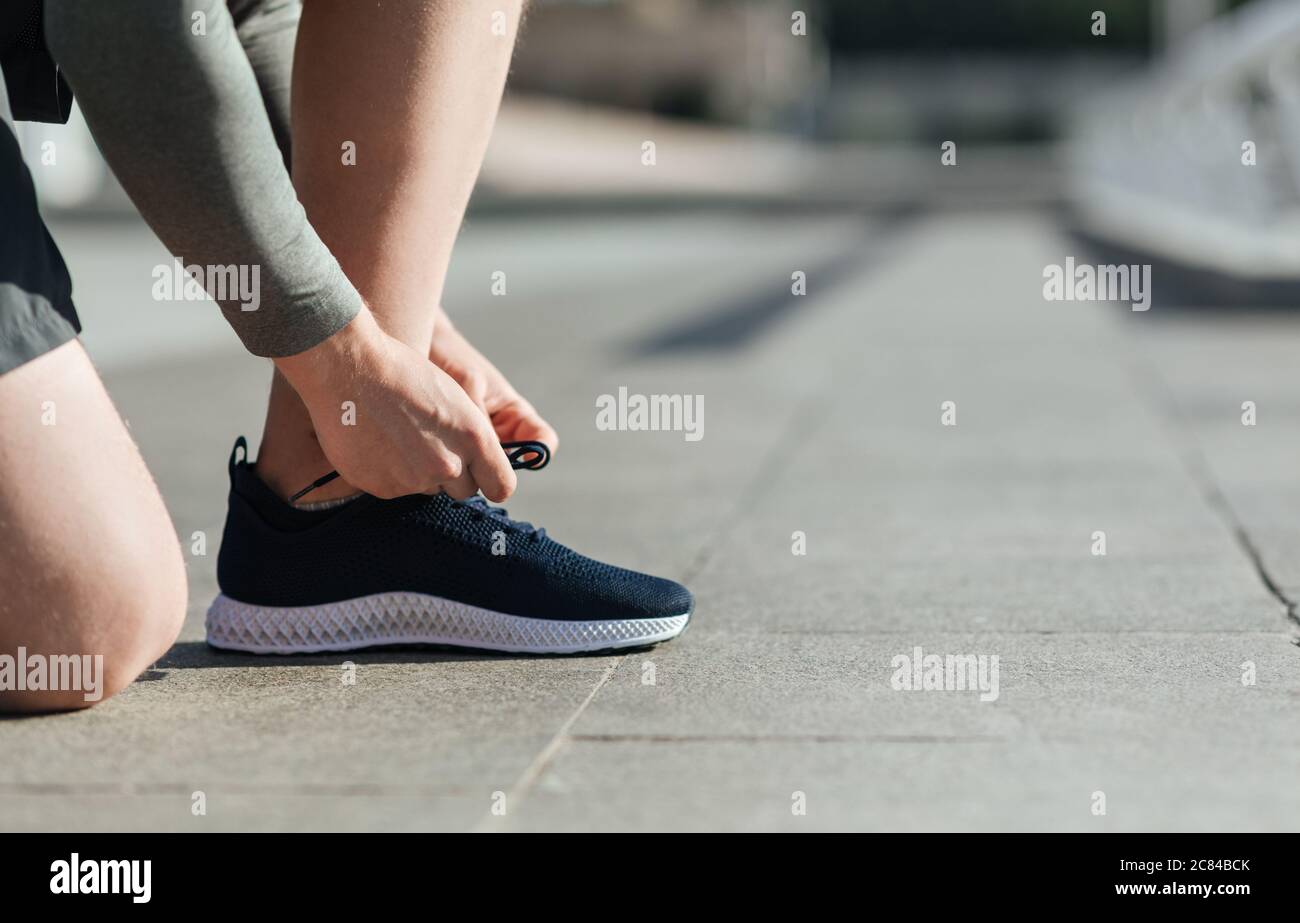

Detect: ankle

[257,365,367,503]
[254,434,358,504]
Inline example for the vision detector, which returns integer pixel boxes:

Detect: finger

[417,444,462,495]
[440,470,479,501]
[466,433,517,503]
[494,402,559,455]
[519,415,559,454]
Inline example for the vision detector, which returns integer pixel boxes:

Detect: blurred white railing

[1068,0,1300,278]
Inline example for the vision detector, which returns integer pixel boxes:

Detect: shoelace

[288,440,550,504]
[459,495,546,540]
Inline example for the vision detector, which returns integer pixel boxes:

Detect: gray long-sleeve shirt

[43,0,361,357]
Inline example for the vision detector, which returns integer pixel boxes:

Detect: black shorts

[0,0,80,376]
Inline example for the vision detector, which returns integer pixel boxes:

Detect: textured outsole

[206,591,691,655]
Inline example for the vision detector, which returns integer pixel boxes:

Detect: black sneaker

[206,439,693,654]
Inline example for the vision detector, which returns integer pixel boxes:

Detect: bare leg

[0,342,186,711]
[255,0,524,502]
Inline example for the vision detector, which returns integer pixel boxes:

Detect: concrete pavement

[1,208,1297,831]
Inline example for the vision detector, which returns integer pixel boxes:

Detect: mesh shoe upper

[216,456,694,622]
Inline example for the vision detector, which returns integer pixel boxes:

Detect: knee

[0,547,187,714]
[99,553,188,703]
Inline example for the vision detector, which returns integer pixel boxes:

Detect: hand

[429,306,559,451]
[274,310,517,501]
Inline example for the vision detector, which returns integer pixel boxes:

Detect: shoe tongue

[459,495,539,536]
[461,495,506,520]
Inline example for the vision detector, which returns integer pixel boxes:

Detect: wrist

[274,308,381,394]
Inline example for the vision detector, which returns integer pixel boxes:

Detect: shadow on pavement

[153,640,649,669]
[1062,213,1300,315]
[625,206,921,357]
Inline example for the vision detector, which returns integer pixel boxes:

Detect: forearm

[44,0,361,357]
[290,0,522,352]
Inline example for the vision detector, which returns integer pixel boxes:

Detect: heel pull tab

[228,436,249,482]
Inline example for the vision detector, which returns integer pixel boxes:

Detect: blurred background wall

[20,0,1300,332]
[18,0,1250,213]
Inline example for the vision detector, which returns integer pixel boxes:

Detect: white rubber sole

[206,591,691,655]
